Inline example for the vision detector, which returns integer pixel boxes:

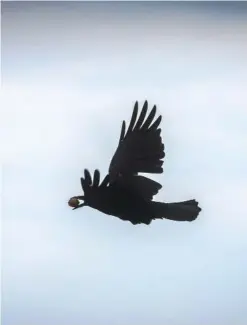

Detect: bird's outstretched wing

[80,169,109,193]
[109,101,165,183]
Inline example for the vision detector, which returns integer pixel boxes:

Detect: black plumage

[68,101,201,225]
[109,101,164,180]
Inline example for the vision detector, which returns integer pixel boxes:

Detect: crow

[68,101,201,224]
[68,169,201,225]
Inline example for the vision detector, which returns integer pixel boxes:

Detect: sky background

[1,2,247,325]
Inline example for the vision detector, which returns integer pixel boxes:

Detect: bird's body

[85,181,153,224]
[69,172,153,224]
[68,101,202,225]
[69,170,201,225]
[96,195,200,225]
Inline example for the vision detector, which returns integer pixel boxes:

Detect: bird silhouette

[68,101,201,225]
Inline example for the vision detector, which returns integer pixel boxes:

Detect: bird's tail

[151,199,201,222]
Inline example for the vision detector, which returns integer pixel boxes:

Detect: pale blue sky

[2,2,247,325]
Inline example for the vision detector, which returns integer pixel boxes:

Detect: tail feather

[152,199,201,222]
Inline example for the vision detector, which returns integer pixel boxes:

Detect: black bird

[69,169,201,225]
[68,101,201,225]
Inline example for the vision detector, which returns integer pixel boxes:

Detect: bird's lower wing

[116,175,162,201]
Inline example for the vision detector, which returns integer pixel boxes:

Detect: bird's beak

[72,203,85,210]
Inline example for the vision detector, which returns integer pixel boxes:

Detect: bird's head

[68,196,85,210]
